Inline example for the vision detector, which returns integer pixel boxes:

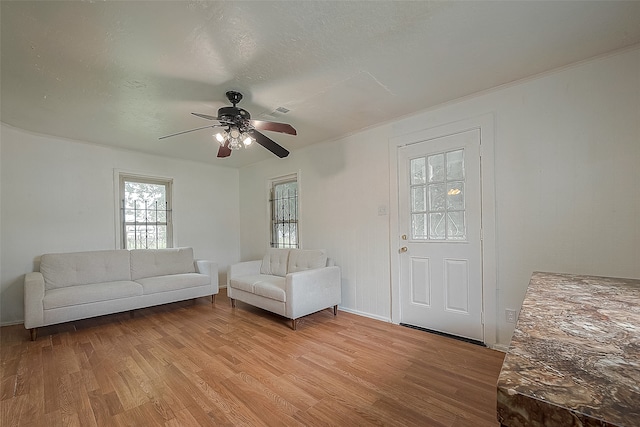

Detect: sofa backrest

[259,248,328,277]
[260,248,290,277]
[40,250,131,290]
[287,249,327,273]
[130,247,196,280]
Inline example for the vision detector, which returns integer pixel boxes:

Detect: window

[270,175,298,248]
[119,174,173,249]
[410,149,466,241]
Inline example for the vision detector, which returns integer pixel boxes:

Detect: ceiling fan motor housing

[218,106,251,130]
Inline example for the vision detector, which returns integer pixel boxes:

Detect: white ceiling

[2,1,640,168]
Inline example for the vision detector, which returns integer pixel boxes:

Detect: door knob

[400,247,408,253]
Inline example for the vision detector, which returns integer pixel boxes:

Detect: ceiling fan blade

[191,112,219,121]
[250,130,289,158]
[158,124,221,140]
[251,120,297,135]
[217,141,232,158]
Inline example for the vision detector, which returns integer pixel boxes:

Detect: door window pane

[447,211,466,240]
[446,182,465,210]
[411,157,426,185]
[446,149,464,180]
[428,153,445,183]
[429,212,445,240]
[428,184,446,211]
[412,213,428,239]
[411,186,426,212]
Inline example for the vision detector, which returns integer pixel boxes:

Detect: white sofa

[227,248,341,329]
[24,247,218,340]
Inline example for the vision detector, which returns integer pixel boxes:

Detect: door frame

[389,113,497,348]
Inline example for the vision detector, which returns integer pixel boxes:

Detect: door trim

[389,113,497,348]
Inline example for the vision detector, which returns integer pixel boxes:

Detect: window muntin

[410,149,466,241]
[119,175,173,249]
[270,177,298,248]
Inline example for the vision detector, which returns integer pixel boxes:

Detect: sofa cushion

[260,248,290,277]
[135,273,210,295]
[43,280,142,309]
[40,250,132,290]
[230,274,286,302]
[130,248,196,280]
[287,249,327,273]
[253,281,286,302]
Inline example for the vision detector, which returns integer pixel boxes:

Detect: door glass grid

[410,149,466,240]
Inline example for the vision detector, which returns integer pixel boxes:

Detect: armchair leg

[230,298,236,308]
[333,305,338,316]
[211,295,216,304]
[291,319,297,330]
[30,328,37,341]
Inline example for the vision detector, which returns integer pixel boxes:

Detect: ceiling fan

[159,91,296,158]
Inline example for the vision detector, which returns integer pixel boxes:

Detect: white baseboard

[338,306,391,323]
[1,320,24,327]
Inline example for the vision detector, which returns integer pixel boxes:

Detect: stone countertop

[497,272,640,427]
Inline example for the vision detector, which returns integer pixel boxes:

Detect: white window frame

[114,171,174,250]
[268,172,300,249]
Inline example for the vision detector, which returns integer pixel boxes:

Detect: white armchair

[227,249,341,329]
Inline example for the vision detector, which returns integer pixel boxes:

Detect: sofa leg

[30,328,37,341]
[211,295,216,304]
[291,319,297,330]
[230,298,236,308]
[333,305,338,316]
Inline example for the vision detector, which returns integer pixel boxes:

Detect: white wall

[239,47,640,347]
[0,125,240,325]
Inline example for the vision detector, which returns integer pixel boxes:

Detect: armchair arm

[195,260,219,293]
[285,266,341,319]
[24,272,45,329]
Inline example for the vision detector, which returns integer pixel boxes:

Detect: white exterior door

[398,129,483,342]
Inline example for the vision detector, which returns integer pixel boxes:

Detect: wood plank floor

[1,289,504,426]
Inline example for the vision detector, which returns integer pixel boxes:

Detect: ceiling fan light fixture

[216,127,254,150]
[215,131,226,144]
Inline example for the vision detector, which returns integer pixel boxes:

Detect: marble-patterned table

[497,272,640,427]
